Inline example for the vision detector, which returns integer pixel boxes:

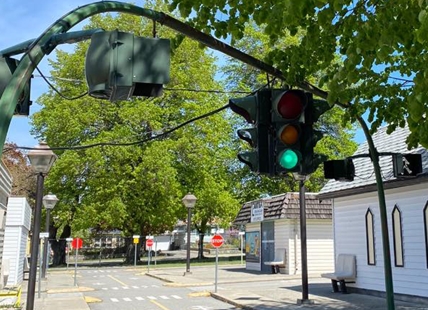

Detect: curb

[210,292,253,310]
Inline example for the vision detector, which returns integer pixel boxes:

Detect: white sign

[251,201,264,222]
[39,232,49,238]
[133,235,140,239]
[66,237,73,242]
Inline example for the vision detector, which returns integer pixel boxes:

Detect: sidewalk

[146,265,428,309]
[19,270,90,310]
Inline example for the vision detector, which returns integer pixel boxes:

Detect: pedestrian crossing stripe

[108,295,183,302]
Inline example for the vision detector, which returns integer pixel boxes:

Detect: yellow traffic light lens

[279,149,299,169]
[279,125,299,145]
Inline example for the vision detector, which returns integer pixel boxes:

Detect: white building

[3,197,31,286]
[0,161,12,287]
[319,126,428,300]
[234,192,334,275]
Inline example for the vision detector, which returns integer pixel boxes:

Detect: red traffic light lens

[276,90,306,120]
[279,124,299,145]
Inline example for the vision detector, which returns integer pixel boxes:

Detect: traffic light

[324,159,355,181]
[393,153,422,177]
[0,57,32,116]
[271,89,306,174]
[85,30,170,102]
[300,98,331,175]
[230,89,272,174]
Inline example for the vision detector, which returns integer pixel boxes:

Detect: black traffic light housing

[393,153,422,177]
[0,57,32,115]
[85,30,170,101]
[324,159,355,181]
[230,89,272,174]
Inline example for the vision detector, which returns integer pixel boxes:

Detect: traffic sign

[210,234,224,248]
[39,232,49,238]
[146,239,154,247]
[71,237,83,249]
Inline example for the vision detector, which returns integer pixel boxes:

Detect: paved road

[77,267,238,310]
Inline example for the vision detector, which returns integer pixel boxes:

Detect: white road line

[112,287,119,290]
[132,285,139,289]
[122,286,130,289]
[123,297,132,302]
[151,285,159,288]
[135,297,144,301]
[111,298,119,302]
[159,296,169,299]
[171,295,182,299]
[147,296,157,300]
[101,288,108,290]
[141,285,148,288]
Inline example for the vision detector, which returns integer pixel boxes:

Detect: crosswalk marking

[112,287,119,290]
[111,298,119,302]
[159,296,169,299]
[171,295,182,299]
[147,296,157,300]
[107,295,182,303]
[135,297,144,301]
[122,286,130,289]
[123,298,132,302]
[132,285,139,288]
[101,288,108,290]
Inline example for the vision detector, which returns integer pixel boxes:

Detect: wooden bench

[321,254,356,293]
[264,248,286,274]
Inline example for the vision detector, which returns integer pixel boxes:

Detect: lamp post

[26,142,56,310]
[41,193,59,279]
[182,193,197,276]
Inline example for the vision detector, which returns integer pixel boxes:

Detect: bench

[321,254,356,293]
[264,248,286,274]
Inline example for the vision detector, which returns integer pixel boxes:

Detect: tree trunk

[51,224,71,266]
[124,239,140,264]
[198,232,206,259]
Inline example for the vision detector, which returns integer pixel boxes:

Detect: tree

[1,143,36,201]
[31,6,240,263]
[165,0,428,149]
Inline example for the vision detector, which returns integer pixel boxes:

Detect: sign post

[66,237,73,270]
[146,238,154,272]
[71,237,83,286]
[210,234,224,293]
[133,235,140,267]
[38,232,48,298]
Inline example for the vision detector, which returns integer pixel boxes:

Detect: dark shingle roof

[319,125,428,198]
[234,192,332,225]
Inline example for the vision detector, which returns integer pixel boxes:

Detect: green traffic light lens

[279,149,299,169]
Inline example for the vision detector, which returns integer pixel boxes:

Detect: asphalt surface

[13,259,428,310]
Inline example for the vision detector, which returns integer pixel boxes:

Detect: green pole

[358,116,395,310]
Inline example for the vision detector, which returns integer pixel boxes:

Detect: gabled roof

[234,192,332,225]
[319,125,428,199]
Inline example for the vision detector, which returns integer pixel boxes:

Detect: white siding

[0,161,12,286]
[4,197,32,286]
[274,219,291,273]
[333,183,428,297]
[307,220,334,274]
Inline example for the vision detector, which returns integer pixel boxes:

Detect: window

[366,208,375,265]
[424,202,428,268]
[392,205,404,267]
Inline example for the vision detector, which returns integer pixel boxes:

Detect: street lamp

[41,193,59,279]
[182,193,197,276]
[26,142,56,310]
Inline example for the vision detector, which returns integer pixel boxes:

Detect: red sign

[146,239,154,247]
[71,237,83,249]
[210,234,224,248]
